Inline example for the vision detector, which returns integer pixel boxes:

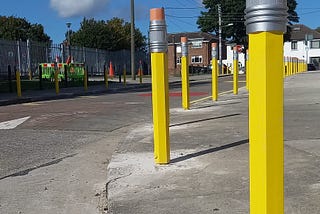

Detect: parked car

[307,63,316,71]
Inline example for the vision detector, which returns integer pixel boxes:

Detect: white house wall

[284,41,320,64]
[223,45,245,68]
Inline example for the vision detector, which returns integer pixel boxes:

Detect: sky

[0,0,319,44]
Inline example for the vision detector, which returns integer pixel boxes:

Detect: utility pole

[218,4,222,75]
[131,0,136,80]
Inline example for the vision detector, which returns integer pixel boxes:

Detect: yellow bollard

[28,69,32,80]
[84,69,88,91]
[123,64,127,86]
[104,66,108,89]
[246,0,287,213]
[16,70,22,97]
[150,8,170,164]
[246,49,249,90]
[139,68,143,84]
[233,46,239,95]
[181,36,190,110]
[54,70,59,94]
[211,43,218,101]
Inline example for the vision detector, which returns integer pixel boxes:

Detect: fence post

[17,40,22,73]
[150,8,170,164]
[211,43,218,101]
[181,36,190,109]
[27,39,32,80]
[246,0,287,213]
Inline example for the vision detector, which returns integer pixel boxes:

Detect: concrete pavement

[106,71,320,214]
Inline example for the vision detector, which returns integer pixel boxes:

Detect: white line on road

[0,116,30,130]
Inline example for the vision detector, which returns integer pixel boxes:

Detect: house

[284,24,320,69]
[167,32,226,74]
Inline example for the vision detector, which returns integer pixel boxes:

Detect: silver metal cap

[245,0,288,34]
[181,42,188,57]
[149,20,168,53]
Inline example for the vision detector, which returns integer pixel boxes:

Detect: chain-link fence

[0,38,149,80]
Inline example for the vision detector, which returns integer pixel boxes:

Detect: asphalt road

[0,75,245,213]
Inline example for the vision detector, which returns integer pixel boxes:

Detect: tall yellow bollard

[233,46,239,95]
[54,70,59,94]
[246,0,287,213]
[211,43,218,101]
[84,69,88,91]
[246,49,249,90]
[104,65,108,89]
[123,64,127,86]
[181,36,190,110]
[139,67,143,84]
[16,70,21,97]
[150,8,170,164]
[28,69,32,80]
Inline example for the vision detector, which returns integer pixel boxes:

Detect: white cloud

[50,0,110,18]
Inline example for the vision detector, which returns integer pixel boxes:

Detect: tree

[315,27,320,33]
[0,16,50,42]
[70,17,146,51]
[197,0,299,47]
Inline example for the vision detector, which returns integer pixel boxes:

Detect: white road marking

[0,116,30,130]
[22,103,41,106]
[125,102,145,105]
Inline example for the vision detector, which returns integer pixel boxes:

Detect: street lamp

[66,22,72,60]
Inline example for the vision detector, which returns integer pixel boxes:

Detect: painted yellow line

[22,103,41,106]
[226,80,246,83]
[190,96,211,104]
[190,87,245,105]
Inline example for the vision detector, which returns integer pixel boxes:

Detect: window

[310,40,320,49]
[176,57,181,64]
[291,41,298,50]
[191,55,203,63]
[191,41,202,48]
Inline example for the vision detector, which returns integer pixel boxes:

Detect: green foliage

[0,16,50,42]
[197,0,299,47]
[70,17,146,51]
[316,27,320,33]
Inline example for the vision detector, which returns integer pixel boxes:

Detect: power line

[165,7,203,10]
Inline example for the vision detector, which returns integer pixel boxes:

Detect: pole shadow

[170,113,240,128]
[170,139,248,164]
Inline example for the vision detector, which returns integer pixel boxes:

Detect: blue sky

[0,0,319,44]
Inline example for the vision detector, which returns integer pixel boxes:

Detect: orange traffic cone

[109,61,114,78]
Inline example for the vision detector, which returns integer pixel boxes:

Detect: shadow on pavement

[170,113,241,127]
[170,139,248,164]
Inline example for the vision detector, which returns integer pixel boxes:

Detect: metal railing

[0,39,149,80]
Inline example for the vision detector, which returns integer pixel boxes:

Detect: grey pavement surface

[1,72,319,214]
[106,71,320,214]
